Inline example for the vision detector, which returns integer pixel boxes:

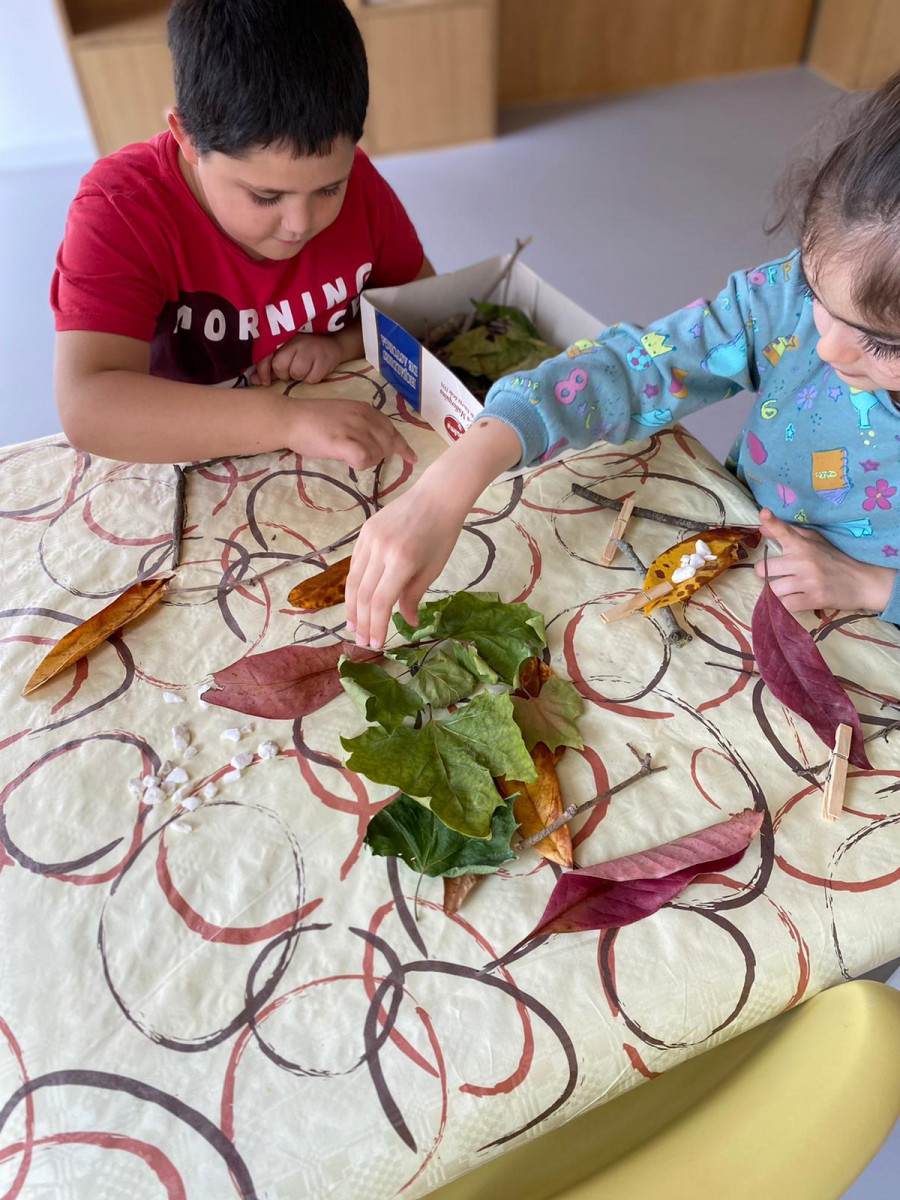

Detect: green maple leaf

[471,300,540,338]
[392,592,545,686]
[338,656,421,732]
[365,793,519,877]
[409,647,481,708]
[342,690,537,838]
[511,676,585,752]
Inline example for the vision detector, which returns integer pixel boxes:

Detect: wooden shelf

[65,0,168,41]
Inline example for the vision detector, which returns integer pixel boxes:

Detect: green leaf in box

[365,793,519,878]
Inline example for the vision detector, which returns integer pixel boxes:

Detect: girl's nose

[815,322,860,368]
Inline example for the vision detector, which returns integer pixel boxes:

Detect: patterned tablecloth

[1,363,899,1200]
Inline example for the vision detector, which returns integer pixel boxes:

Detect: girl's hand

[251,333,344,387]
[345,480,469,647]
[755,508,895,613]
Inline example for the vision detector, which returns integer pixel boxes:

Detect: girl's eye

[250,193,280,207]
[800,281,815,303]
[860,332,900,360]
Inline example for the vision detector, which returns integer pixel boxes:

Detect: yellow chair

[429,980,900,1200]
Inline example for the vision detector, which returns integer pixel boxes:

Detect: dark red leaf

[206,642,381,720]
[508,808,762,951]
[751,579,871,769]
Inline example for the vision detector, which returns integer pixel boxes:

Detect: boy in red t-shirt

[51,0,432,468]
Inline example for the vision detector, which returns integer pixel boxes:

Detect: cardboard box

[360,255,602,473]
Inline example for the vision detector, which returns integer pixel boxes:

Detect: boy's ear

[166,108,200,165]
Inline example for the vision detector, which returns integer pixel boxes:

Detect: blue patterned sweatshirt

[483,249,900,625]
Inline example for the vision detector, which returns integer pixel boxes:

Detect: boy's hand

[252,333,344,387]
[287,398,417,471]
[755,509,895,613]
[345,479,469,647]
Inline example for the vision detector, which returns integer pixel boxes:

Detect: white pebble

[167,766,189,784]
[695,539,713,559]
[220,728,242,743]
[672,564,697,584]
[258,740,279,760]
[202,781,219,800]
[170,820,192,833]
[231,751,253,770]
[142,774,159,788]
[162,780,178,796]
[240,723,255,734]
[197,684,213,707]
[158,759,174,780]
[171,785,191,804]
[163,691,185,704]
[184,745,199,759]
[222,769,242,784]
[128,777,144,796]
[145,785,165,805]
[181,794,201,812]
[172,724,191,752]
[688,552,707,569]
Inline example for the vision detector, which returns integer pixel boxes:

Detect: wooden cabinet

[807,0,900,90]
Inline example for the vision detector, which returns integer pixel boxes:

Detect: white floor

[1,66,899,1194]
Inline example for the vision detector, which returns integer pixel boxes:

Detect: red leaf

[510,808,762,949]
[751,579,871,769]
[206,642,381,719]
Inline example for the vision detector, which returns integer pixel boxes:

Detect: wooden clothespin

[601,580,673,624]
[823,723,852,821]
[599,496,636,567]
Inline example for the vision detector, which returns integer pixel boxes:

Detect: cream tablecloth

[1,363,899,1198]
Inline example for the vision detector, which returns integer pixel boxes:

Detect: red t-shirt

[51,132,424,386]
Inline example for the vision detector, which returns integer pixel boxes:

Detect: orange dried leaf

[642,526,761,613]
[516,656,552,698]
[443,874,481,915]
[23,576,170,696]
[288,556,352,611]
[497,742,573,868]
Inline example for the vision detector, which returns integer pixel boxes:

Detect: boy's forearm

[331,316,364,363]
[59,369,296,463]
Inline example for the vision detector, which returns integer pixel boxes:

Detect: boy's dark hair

[770,71,900,329]
[167,0,368,158]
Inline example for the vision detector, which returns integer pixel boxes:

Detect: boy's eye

[860,332,900,361]
[250,193,280,207]
[320,184,341,198]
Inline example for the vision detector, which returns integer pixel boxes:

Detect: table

[1,363,898,1198]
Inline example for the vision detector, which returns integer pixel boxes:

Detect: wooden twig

[515,746,667,850]
[460,236,534,335]
[573,484,726,534]
[612,538,692,647]
[171,465,186,571]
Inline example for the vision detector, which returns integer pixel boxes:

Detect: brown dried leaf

[443,874,481,915]
[497,742,573,868]
[288,556,352,611]
[642,526,761,613]
[23,577,170,697]
[515,656,552,698]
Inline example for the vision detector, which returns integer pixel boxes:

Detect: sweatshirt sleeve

[483,267,762,467]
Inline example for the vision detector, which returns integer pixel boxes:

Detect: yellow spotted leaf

[496,741,573,868]
[642,526,761,613]
[288,556,352,611]
[23,576,170,696]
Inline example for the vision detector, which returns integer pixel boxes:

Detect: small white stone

[222,769,242,784]
[672,564,697,584]
[695,539,713,559]
[231,751,253,770]
[142,774,159,788]
[167,766,189,784]
[257,740,279,760]
[220,727,242,743]
[181,794,201,812]
[202,781,219,800]
[184,745,199,759]
[163,691,185,704]
[688,552,707,569]
[158,759,174,780]
[162,779,179,796]
[197,685,212,707]
[240,722,255,734]
[170,820,192,833]
[145,785,165,805]
[171,785,191,804]
[172,724,191,752]
[128,777,144,796]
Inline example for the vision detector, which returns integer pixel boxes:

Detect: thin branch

[614,538,692,648]
[515,748,667,850]
[573,484,735,534]
[460,236,534,335]
[171,466,186,571]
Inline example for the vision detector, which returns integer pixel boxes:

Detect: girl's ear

[167,108,199,166]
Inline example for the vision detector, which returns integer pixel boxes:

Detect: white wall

[0,0,95,169]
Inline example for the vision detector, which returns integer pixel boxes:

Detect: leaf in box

[365,793,518,877]
[23,576,170,696]
[445,323,558,383]
[287,556,351,611]
[206,642,380,720]
[751,579,871,769]
[338,656,421,732]
[342,690,537,838]
[497,742,573,868]
[508,808,763,951]
[642,526,762,613]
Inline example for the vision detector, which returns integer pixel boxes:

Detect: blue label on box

[375,313,422,411]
